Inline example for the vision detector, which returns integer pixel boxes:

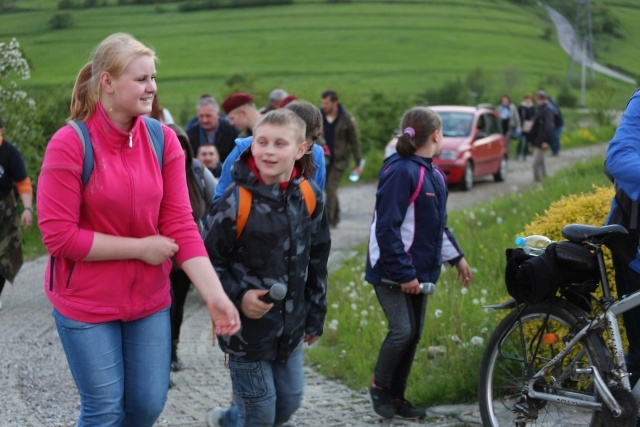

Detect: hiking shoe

[394,398,426,419]
[369,384,396,419]
[205,407,225,427]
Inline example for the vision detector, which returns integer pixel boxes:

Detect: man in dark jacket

[186,96,238,163]
[321,90,362,228]
[529,91,555,182]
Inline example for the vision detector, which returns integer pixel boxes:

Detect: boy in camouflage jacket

[204,109,330,427]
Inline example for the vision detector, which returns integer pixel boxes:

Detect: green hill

[1,0,635,115]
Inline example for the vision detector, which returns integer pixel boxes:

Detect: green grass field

[1,0,636,116]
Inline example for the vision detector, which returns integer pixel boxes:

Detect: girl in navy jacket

[365,107,472,420]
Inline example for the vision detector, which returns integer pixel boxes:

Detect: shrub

[520,185,628,350]
[352,91,413,153]
[49,13,74,30]
[556,84,577,108]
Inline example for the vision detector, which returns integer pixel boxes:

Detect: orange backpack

[235,179,316,239]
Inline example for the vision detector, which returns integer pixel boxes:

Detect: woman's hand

[241,290,274,319]
[138,235,179,265]
[208,296,241,336]
[401,279,421,295]
[455,257,472,286]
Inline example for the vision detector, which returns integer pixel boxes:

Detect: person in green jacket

[321,90,362,228]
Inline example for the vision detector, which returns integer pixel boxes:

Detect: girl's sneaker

[369,382,396,419]
[394,399,426,419]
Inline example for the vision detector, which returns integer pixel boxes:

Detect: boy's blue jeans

[220,341,304,427]
[53,307,171,427]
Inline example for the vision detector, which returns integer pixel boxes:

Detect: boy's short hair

[198,142,218,154]
[254,109,306,144]
[284,101,322,143]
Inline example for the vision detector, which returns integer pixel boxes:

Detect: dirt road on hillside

[0,144,607,427]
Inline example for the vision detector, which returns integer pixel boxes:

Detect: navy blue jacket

[365,154,463,285]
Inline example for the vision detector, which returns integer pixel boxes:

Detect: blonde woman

[37,33,239,426]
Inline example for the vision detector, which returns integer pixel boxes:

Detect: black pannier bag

[551,241,599,285]
[505,247,563,305]
[505,242,600,305]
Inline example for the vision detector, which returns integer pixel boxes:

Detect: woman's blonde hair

[70,33,156,121]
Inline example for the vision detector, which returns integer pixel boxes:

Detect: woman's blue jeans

[53,307,171,427]
[220,341,305,427]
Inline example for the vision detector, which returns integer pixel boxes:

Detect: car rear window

[441,113,474,137]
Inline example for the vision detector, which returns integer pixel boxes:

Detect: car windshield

[440,112,474,137]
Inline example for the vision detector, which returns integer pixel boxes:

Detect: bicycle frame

[505,243,640,415]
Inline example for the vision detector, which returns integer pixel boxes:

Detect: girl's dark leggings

[373,284,427,398]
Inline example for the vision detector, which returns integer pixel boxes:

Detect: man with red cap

[222,93,262,139]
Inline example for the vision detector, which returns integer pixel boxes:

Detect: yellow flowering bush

[521,185,628,350]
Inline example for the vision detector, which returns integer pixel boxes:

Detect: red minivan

[385,105,507,191]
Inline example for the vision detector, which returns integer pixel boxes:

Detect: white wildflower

[481,288,487,295]
[472,298,479,305]
[496,217,503,225]
[360,310,368,317]
[434,309,443,318]
[470,336,484,346]
[461,287,469,295]
[328,320,339,331]
[351,303,357,311]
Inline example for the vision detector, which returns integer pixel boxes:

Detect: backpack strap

[142,116,164,170]
[236,185,252,240]
[191,159,207,200]
[68,117,164,188]
[299,178,316,216]
[234,179,316,240]
[68,120,93,187]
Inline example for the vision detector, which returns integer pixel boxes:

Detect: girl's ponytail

[396,107,442,157]
[70,62,97,121]
[396,127,418,157]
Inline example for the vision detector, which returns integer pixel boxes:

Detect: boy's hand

[241,290,274,319]
[304,334,319,345]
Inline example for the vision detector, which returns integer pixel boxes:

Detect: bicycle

[478,223,640,427]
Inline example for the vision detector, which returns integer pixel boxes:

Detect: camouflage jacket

[204,149,330,362]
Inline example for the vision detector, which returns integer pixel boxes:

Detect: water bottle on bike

[515,234,553,256]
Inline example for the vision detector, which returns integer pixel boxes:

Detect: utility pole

[567,0,595,105]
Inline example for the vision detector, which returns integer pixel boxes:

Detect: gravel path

[0,144,607,427]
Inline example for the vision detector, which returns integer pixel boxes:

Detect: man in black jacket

[186,96,238,163]
[529,91,555,182]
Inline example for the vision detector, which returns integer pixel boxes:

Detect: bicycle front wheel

[479,300,610,427]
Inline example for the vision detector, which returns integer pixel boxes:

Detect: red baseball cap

[221,93,254,114]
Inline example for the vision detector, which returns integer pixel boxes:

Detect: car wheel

[493,156,507,182]
[459,161,474,191]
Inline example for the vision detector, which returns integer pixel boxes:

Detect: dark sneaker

[394,399,426,419]
[171,358,183,372]
[369,384,396,419]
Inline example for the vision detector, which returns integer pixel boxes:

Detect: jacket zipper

[129,132,133,148]
[49,257,56,291]
[66,263,76,288]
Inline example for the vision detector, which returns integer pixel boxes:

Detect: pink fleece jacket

[38,103,207,323]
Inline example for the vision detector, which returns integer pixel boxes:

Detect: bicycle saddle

[562,224,628,243]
